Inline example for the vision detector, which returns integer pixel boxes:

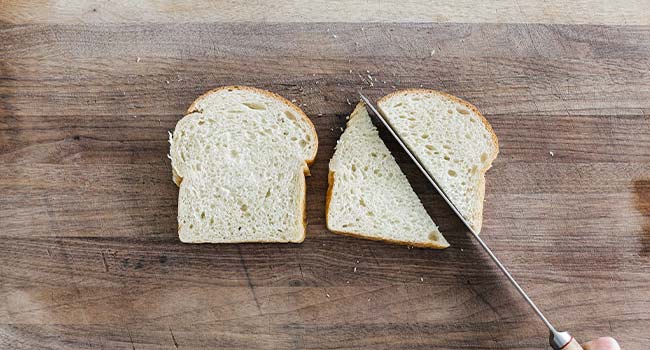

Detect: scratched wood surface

[1,7,650,350]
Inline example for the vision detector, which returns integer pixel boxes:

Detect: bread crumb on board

[430,49,436,56]
[326,293,330,298]
[549,151,555,156]
[353,266,357,272]
[136,57,141,63]
[420,277,424,282]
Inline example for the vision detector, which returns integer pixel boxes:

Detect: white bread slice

[169,86,318,243]
[326,103,449,248]
[377,89,498,232]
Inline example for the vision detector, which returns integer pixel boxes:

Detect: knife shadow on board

[372,111,540,325]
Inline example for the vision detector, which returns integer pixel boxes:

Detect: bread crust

[377,88,499,232]
[186,85,318,166]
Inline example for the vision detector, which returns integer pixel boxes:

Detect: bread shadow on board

[633,179,650,257]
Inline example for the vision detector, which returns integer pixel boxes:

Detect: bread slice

[169,86,318,243]
[377,89,498,232]
[326,103,449,248]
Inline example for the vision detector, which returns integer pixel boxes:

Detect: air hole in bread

[465,134,471,139]
[428,232,439,241]
[421,134,429,139]
[447,109,453,114]
[265,189,271,198]
[299,140,307,147]
[470,118,476,123]
[408,117,416,121]
[291,136,298,141]
[448,169,457,177]
[231,150,239,158]
[351,164,357,172]
[394,102,404,107]
[443,144,451,150]
[425,145,435,151]
[198,120,205,125]
[200,212,206,219]
[240,204,248,212]
[359,198,366,207]
[444,155,450,161]
[456,107,470,115]
[480,153,488,162]
[367,211,375,217]
[399,115,407,119]
[370,152,377,157]
[210,217,214,225]
[243,102,266,110]
[284,111,297,121]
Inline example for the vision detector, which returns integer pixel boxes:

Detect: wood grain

[1,22,649,349]
[1,0,649,25]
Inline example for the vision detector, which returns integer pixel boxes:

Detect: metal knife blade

[358,92,578,350]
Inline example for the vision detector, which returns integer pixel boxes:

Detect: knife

[358,92,583,350]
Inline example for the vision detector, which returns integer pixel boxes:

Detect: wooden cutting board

[1,2,649,349]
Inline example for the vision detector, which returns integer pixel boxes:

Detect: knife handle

[550,331,583,350]
[559,338,583,350]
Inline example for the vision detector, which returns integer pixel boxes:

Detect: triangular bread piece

[326,103,449,248]
[170,86,318,243]
[377,89,498,232]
